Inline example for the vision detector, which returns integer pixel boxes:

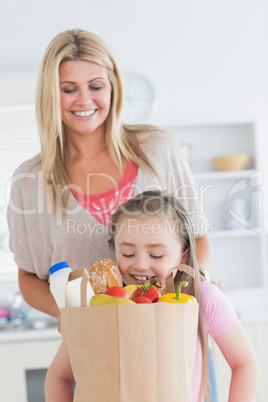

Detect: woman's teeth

[73,110,95,117]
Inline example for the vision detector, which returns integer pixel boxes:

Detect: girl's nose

[133,256,150,271]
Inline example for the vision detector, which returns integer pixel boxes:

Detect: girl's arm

[18,268,60,319]
[45,341,74,402]
[214,320,259,402]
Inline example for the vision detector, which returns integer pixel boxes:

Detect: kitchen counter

[1,302,268,344]
[0,325,61,343]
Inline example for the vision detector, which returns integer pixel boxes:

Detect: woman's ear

[180,249,189,265]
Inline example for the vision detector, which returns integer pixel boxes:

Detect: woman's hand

[18,268,60,319]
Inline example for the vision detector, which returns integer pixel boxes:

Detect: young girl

[45,191,258,402]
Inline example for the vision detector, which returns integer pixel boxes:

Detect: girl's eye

[150,255,164,259]
[122,253,134,258]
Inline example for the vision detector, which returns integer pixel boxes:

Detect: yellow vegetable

[90,294,136,306]
[123,284,139,298]
[158,281,196,304]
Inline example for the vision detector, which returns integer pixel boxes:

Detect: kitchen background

[0,0,268,401]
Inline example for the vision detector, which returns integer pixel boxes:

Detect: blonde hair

[109,190,209,401]
[36,28,158,208]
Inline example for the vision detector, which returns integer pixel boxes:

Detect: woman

[7,28,212,321]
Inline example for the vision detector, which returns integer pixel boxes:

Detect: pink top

[192,281,237,401]
[71,162,138,226]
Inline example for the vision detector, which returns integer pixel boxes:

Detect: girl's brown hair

[109,190,209,401]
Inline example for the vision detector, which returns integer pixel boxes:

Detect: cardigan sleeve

[7,161,36,273]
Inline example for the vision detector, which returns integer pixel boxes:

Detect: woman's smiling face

[59,60,112,138]
[114,214,188,289]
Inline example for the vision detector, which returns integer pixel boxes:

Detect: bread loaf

[87,259,122,294]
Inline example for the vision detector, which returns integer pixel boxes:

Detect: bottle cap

[49,261,69,275]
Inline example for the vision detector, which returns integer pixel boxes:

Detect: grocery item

[133,296,152,304]
[50,259,122,308]
[49,262,72,308]
[87,259,123,293]
[158,281,196,303]
[90,294,135,306]
[123,284,139,298]
[104,286,129,299]
[132,282,161,303]
[61,264,199,402]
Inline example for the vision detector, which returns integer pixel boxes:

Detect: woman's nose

[77,89,93,106]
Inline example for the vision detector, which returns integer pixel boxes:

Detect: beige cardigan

[7,130,208,279]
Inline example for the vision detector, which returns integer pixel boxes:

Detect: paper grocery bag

[60,264,199,402]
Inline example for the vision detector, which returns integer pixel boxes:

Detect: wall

[1,0,268,204]
[1,0,268,276]
[1,1,268,117]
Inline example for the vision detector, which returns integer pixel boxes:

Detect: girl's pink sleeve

[202,281,237,338]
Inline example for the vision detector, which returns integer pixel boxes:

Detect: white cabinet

[168,123,267,318]
[1,322,267,401]
[213,321,268,402]
[0,334,61,402]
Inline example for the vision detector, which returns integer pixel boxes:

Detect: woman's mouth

[72,109,97,117]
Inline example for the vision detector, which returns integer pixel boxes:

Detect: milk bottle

[49,262,72,308]
[49,261,95,308]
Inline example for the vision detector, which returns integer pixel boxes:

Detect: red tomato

[132,285,161,303]
[134,296,152,304]
[104,286,130,299]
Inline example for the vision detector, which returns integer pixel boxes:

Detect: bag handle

[164,264,196,297]
[81,268,91,307]
[63,268,89,308]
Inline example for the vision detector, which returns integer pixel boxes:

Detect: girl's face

[59,60,112,139]
[114,215,188,290]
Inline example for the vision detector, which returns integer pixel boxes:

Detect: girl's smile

[114,215,188,289]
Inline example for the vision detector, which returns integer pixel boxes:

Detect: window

[0,105,40,281]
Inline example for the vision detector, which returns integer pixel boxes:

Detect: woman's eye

[150,255,164,259]
[122,253,134,258]
[90,85,102,91]
[62,88,76,94]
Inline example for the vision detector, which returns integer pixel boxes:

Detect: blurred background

[0,1,268,401]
